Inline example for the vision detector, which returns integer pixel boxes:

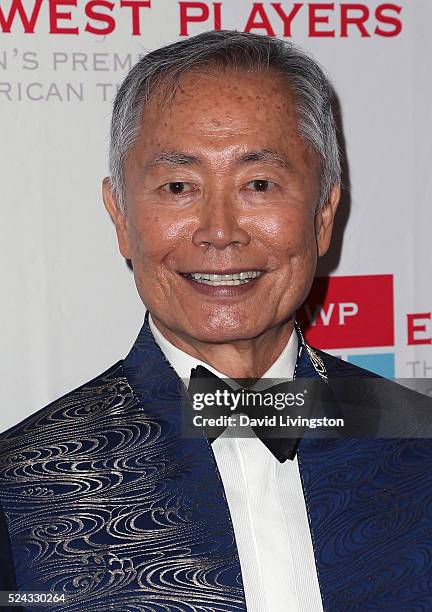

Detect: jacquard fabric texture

[1,314,432,611]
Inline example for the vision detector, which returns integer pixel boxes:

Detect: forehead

[138,67,305,152]
[160,67,295,114]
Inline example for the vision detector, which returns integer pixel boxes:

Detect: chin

[188,317,265,344]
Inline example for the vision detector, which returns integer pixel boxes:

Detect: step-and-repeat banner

[1,1,430,430]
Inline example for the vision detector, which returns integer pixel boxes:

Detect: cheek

[256,210,316,261]
[127,210,193,268]
[126,219,174,304]
[127,223,156,263]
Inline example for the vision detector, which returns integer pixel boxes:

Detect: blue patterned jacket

[1,315,432,611]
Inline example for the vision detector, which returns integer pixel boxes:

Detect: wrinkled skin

[103,68,340,378]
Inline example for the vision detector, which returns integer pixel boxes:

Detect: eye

[246,179,274,192]
[161,181,193,195]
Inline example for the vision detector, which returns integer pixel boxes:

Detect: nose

[192,191,251,250]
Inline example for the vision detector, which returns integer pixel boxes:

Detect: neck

[149,315,295,379]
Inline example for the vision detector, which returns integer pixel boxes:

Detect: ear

[102,177,131,260]
[315,184,341,257]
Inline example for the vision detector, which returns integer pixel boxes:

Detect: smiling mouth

[180,270,263,286]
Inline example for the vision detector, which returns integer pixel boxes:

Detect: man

[1,30,431,612]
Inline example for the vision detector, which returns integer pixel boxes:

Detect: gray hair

[109,30,341,214]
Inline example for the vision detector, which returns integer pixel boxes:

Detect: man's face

[104,68,339,345]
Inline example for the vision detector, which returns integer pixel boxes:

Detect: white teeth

[185,270,263,286]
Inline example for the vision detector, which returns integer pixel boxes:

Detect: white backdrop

[1,0,431,431]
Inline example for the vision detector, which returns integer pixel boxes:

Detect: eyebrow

[236,149,292,170]
[144,151,199,171]
[144,148,292,171]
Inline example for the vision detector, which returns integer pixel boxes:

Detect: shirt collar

[148,312,299,387]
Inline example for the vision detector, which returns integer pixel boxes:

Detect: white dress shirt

[148,314,323,612]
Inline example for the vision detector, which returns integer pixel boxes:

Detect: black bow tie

[188,365,319,462]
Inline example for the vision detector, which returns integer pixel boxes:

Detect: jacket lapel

[123,313,247,610]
